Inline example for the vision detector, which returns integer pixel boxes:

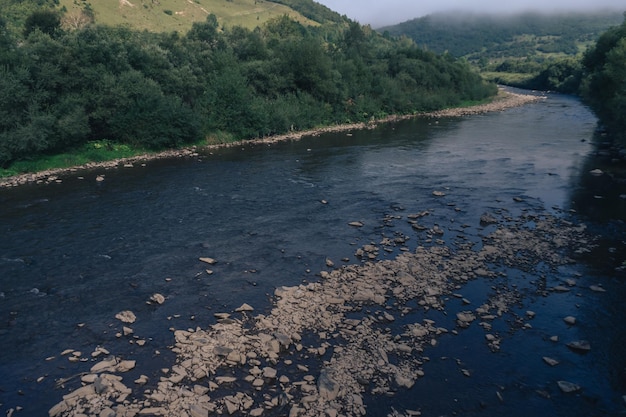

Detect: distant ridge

[380,10,624,60]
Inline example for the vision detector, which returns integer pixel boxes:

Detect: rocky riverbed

[46,205,597,417]
[0,89,543,189]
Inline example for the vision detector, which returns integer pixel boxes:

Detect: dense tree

[581,14,626,135]
[0,10,497,167]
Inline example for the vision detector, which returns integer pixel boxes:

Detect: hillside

[68,0,332,32]
[380,10,624,92]
[0,0,344,34]
[381,11,624,63]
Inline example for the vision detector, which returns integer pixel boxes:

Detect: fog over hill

[315,0,625,27]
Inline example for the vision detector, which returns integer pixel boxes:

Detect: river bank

[0,89,543,189]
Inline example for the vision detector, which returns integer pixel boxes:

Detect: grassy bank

[0,89,542,188]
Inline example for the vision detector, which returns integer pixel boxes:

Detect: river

[1,91,625,416]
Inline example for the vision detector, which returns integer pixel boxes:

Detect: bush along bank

[0,14,496,170]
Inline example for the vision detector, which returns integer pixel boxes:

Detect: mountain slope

[57,0,322,32]
[380,11,624,62]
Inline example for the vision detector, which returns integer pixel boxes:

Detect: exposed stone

[589,285,606,293]
[567,340,591,353]
[150,293,166,304]
[199,257,217,265]
[557,380,581,393]
[543,357,559,366]
[115,310,136,324]
[235,303,254,312]
[563,316,576,325]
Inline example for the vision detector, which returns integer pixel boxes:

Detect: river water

[1,91,625,416]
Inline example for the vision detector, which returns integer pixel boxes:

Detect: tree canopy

[0,9,496,167]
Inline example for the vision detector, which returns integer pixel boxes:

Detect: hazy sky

[315,0,625,27]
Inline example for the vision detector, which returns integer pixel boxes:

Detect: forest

[0,0,496,171]
[383,10,626,139]
[581,15,626,136]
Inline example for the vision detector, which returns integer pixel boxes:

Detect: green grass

[59,0,318,32]
[0,140,144,178]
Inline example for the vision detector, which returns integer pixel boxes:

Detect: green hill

[380,11,623,62]
[380,10,624,91]
[59,0,320,32]
[0,0,343,35]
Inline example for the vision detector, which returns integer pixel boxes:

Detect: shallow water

[1,91,625,416]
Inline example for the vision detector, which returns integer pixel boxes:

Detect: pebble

[589,285,606,292]
[115,310,136,324]
[567,340,591,353]
[557,380,581,393]
[563,316,576,325]
[543,357,559,366]
[199,257,217,265]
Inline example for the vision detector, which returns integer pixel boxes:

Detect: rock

[563,316,576,325]
[589,169,604,176]
[199,257,217,265]
[123,326,134,336]
[456,311,476,325]
[49,400,69,417]
[115,310,136,324]
[215,376,237,384]
[263,367,277,379]
[134,375,149,385]
[557,380,581,393]
[325,258,334,267]
[250,408,264,416]
[348,221,364,227]
[189,404,211,417]
[479,213,498,225]
[432,190,446,197]
[90,357,117,373]
[117,360,136,372]
[318,370,339,401]
[589,285,606,293]
[150,293,165,304]
[543,357,559,366]
[235,303,254,312]
[396,374,415,388]
[567,340,591,353]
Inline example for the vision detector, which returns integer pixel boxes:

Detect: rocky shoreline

[0,89,543,189]
[45,206,598,417]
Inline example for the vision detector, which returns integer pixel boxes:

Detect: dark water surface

[1,92,625,416]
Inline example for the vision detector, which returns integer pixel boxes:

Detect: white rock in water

[348,221,364,227]
[557,380,581,393]
[150,293,165,304]
[432,191,446,197]
[567,340,591,353]
[563,316,576,325]
[235,303,254,312]
[543,357,559,366]
[589,285,606,293]
[589,169,604,176]
[199,257,217,265]
[262,367,277,379]
[115,310,136,324]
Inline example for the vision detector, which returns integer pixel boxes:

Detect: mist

[315,0,625,27]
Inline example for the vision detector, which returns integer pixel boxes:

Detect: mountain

[380,10,624,62]
[0,0,345,35]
